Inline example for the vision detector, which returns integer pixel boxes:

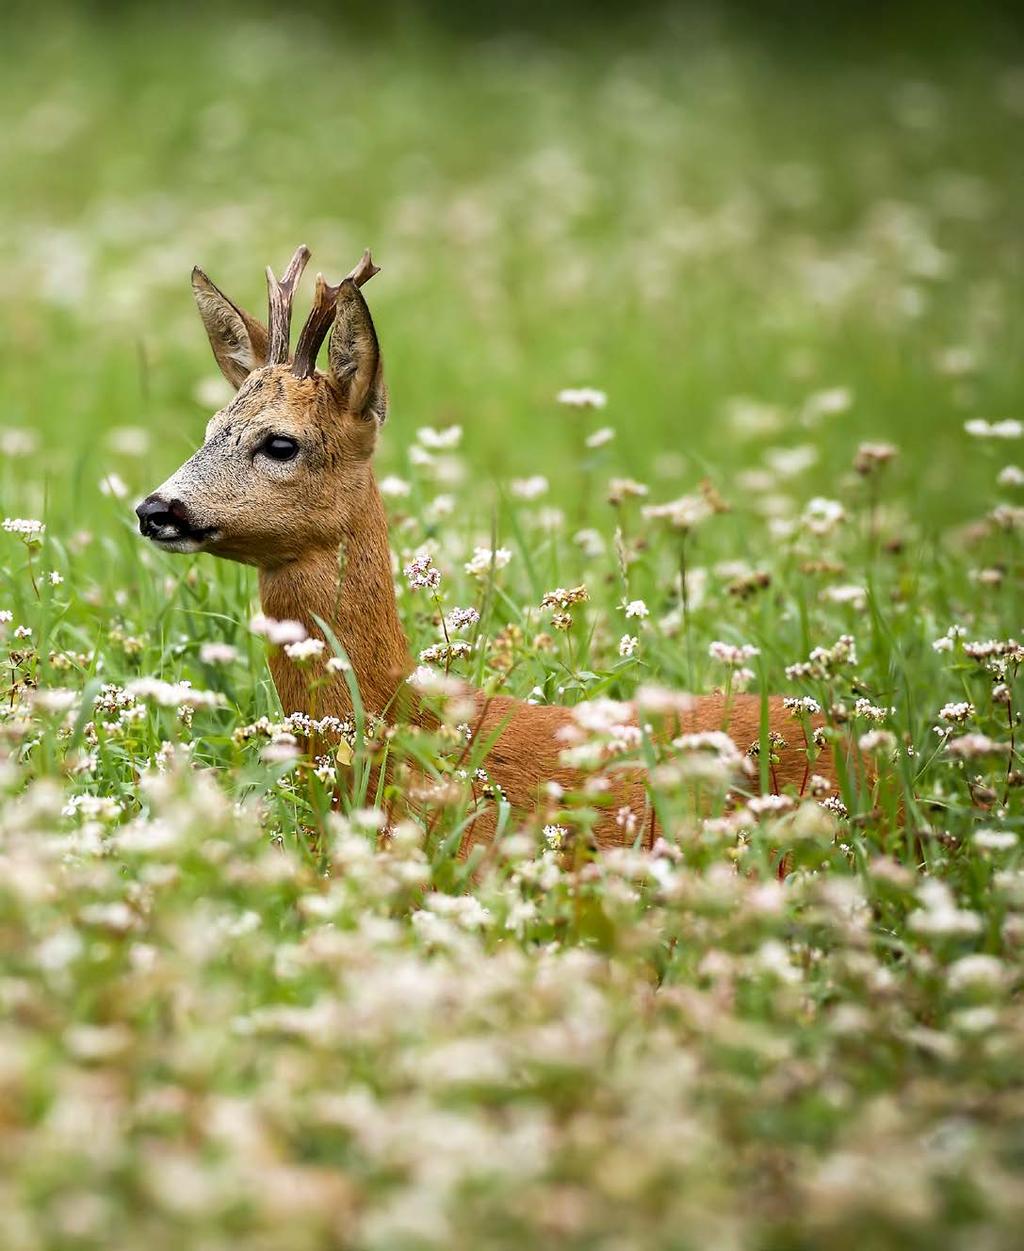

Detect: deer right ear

[328,280,387,425]
[191,268,270,389]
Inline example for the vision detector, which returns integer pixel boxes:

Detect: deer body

[137,246,838,850]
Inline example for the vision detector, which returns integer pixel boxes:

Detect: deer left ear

[328,280,387,424]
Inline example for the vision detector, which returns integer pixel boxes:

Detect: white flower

[48,570,63,586]
[284,638,326,662]
[99,472,129,499]
[784,696,822,715]
[0,610,12,624]
[326,656,351,673]
[106,425,150,456]
[378,475,412,498]
[909,880,982,937]
[974,828,1018,851]
[931,625,966,653]
[126,678,223,709]
[997,465,1024,487]
[574,528,606,558]
[464,546,512,577]
[543,824,568,850]
[618,634,639,658]
[510,475,549,500]
[937,701,974,724]
[0,428,38,457]
[199,642,238,664]
[623,599,649,619]
[801,497,846,536]
[250,614,307,645]
[13,625,32,639]
[416,425,463,450]
[557,386,607,409]
[3,517,45,540]
[947,954,1006,992]
[821,584,867,609]
[965,419,1022,439]
[853,698,894,723]
[642,494,712,531]
[62,793,123,821]
[858,730,897,754]
[407,666,467,698]
[585,426,615,448]
[802,386,852,421]
[194,375,233,408]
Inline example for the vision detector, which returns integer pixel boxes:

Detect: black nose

[136,495,192,539]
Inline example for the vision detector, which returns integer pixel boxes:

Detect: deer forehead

[204,368,333,443]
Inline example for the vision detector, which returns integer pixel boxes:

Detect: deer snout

[135,494,213,548]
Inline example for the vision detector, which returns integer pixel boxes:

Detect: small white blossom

[557,386,607,409]
[964,418,1022,439]
[937,701,974,724]
[974,829,1018,851]
[378,475,412,498]
[510,475,549,500]
[997,465,1024,487]
[284,638,326,662]
[623,599,649,619]
[585,426,615,448]
[99,472,130,499]
[3,517,45,540]
[416,425,462,450]
[801,497,846,536]
[821,584,867,609]
[465,546,512,577]
[642,494,712,532]
[618,634,639,658]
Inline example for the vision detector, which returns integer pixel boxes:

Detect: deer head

[137,246,386,567]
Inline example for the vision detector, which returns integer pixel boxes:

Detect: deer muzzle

[136,494,218,552]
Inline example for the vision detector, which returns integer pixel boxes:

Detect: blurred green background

[0,1,1021,533]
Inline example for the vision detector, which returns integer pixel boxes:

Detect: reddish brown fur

[141,248,843,850]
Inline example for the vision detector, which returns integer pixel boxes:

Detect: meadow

[1,5,1023,1248]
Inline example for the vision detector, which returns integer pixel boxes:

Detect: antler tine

[265,244,311,365]
[292,249,380,379]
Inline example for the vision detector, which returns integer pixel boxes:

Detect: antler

[292,249,380,379]
[265,245,312,365]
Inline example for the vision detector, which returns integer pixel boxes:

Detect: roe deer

[137,246,845,850]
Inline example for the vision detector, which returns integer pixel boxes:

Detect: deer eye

[261,435,299,462]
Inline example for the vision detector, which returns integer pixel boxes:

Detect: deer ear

[328,279,387,424]
[191,267,270,390]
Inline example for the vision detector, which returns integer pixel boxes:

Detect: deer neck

[257,476,414,723]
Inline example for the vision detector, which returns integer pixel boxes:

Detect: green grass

[0,6,1023,1249]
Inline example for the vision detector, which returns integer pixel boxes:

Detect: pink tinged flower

[403,553,441,591]
[199,642,238,664]
[250,613,307,645]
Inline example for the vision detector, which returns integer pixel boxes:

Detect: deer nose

[136,495,192,538]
